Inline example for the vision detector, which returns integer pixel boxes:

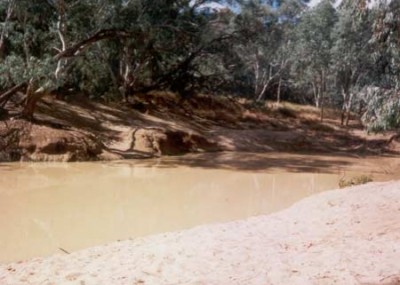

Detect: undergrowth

[339,175,373,188]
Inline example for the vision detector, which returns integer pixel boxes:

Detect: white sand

[1,181,400,285]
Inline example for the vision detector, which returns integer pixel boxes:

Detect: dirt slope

[0,92,398,162]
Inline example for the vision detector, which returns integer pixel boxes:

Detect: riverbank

[1,181,399,284]
[1,92,399,162]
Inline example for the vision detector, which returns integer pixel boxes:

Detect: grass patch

[339,175,373,188]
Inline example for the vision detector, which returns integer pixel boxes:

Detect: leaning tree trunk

[22,81,48,120]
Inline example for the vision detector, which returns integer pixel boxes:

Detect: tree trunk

[0,0,14,60]
[340,86,354,126]
[319,70,327,122]
[122,64,131,102]
[340,109,345,126]
[256,81,269,102]
[21,81,48,120]
[340,89,347,126]
[54,29,132,61]
[345,93,354,126]
[21,12,31,65]
[22,91,47,120]
[95,42,120,95]
[276,77,282,104]
[312,81,319,108]
[320,93,324,122]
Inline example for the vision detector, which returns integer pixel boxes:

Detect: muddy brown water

[0,152,399,263]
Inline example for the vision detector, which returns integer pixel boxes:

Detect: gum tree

[290,0,337,119]
[330,5,372,125]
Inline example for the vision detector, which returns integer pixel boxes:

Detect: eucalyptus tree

[361,86,400,131]
[48,0,240,100]
[226,0,301,102]
[234,3,279,101]
[0,0,15,60]
[0,0,111,115]
[330,4,373,125]
[360,0,400,131]
[290,0,337,119]
[0,0,57,116]
[0,0,239,118]
[368,0,400,90]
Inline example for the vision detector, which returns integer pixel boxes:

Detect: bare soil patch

[0,92,398,162]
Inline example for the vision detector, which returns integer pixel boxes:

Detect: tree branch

[0,82,28,107]
[54,29,132,60]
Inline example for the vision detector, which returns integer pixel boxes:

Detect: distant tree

[290,0,337,119]
[0,0,238,118]
[1,0,400,131]
[369,0,400,89]
[360,0,400,131]
[330,5,372,125]
[227,0,301,102]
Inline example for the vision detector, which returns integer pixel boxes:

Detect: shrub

[339,174,373,188]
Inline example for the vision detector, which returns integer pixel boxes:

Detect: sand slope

[1,181,400,285]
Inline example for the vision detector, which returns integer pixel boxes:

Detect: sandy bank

[1,181,400,285]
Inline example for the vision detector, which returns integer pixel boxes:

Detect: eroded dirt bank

[1,181,399,285]
[1,92,399,162]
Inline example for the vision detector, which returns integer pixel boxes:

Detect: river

[0,152,399,262]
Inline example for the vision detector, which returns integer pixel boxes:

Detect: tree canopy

[0,0,399,130]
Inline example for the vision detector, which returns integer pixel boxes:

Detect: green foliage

[289,0,337,107]
[361,87,400,131]
[0,55,25,86]
[295,0,337,69]
[0,0,399,130]
[0,55,56,88]
[367,1,400,88]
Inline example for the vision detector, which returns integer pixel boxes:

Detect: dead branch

[0,82,28,107]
